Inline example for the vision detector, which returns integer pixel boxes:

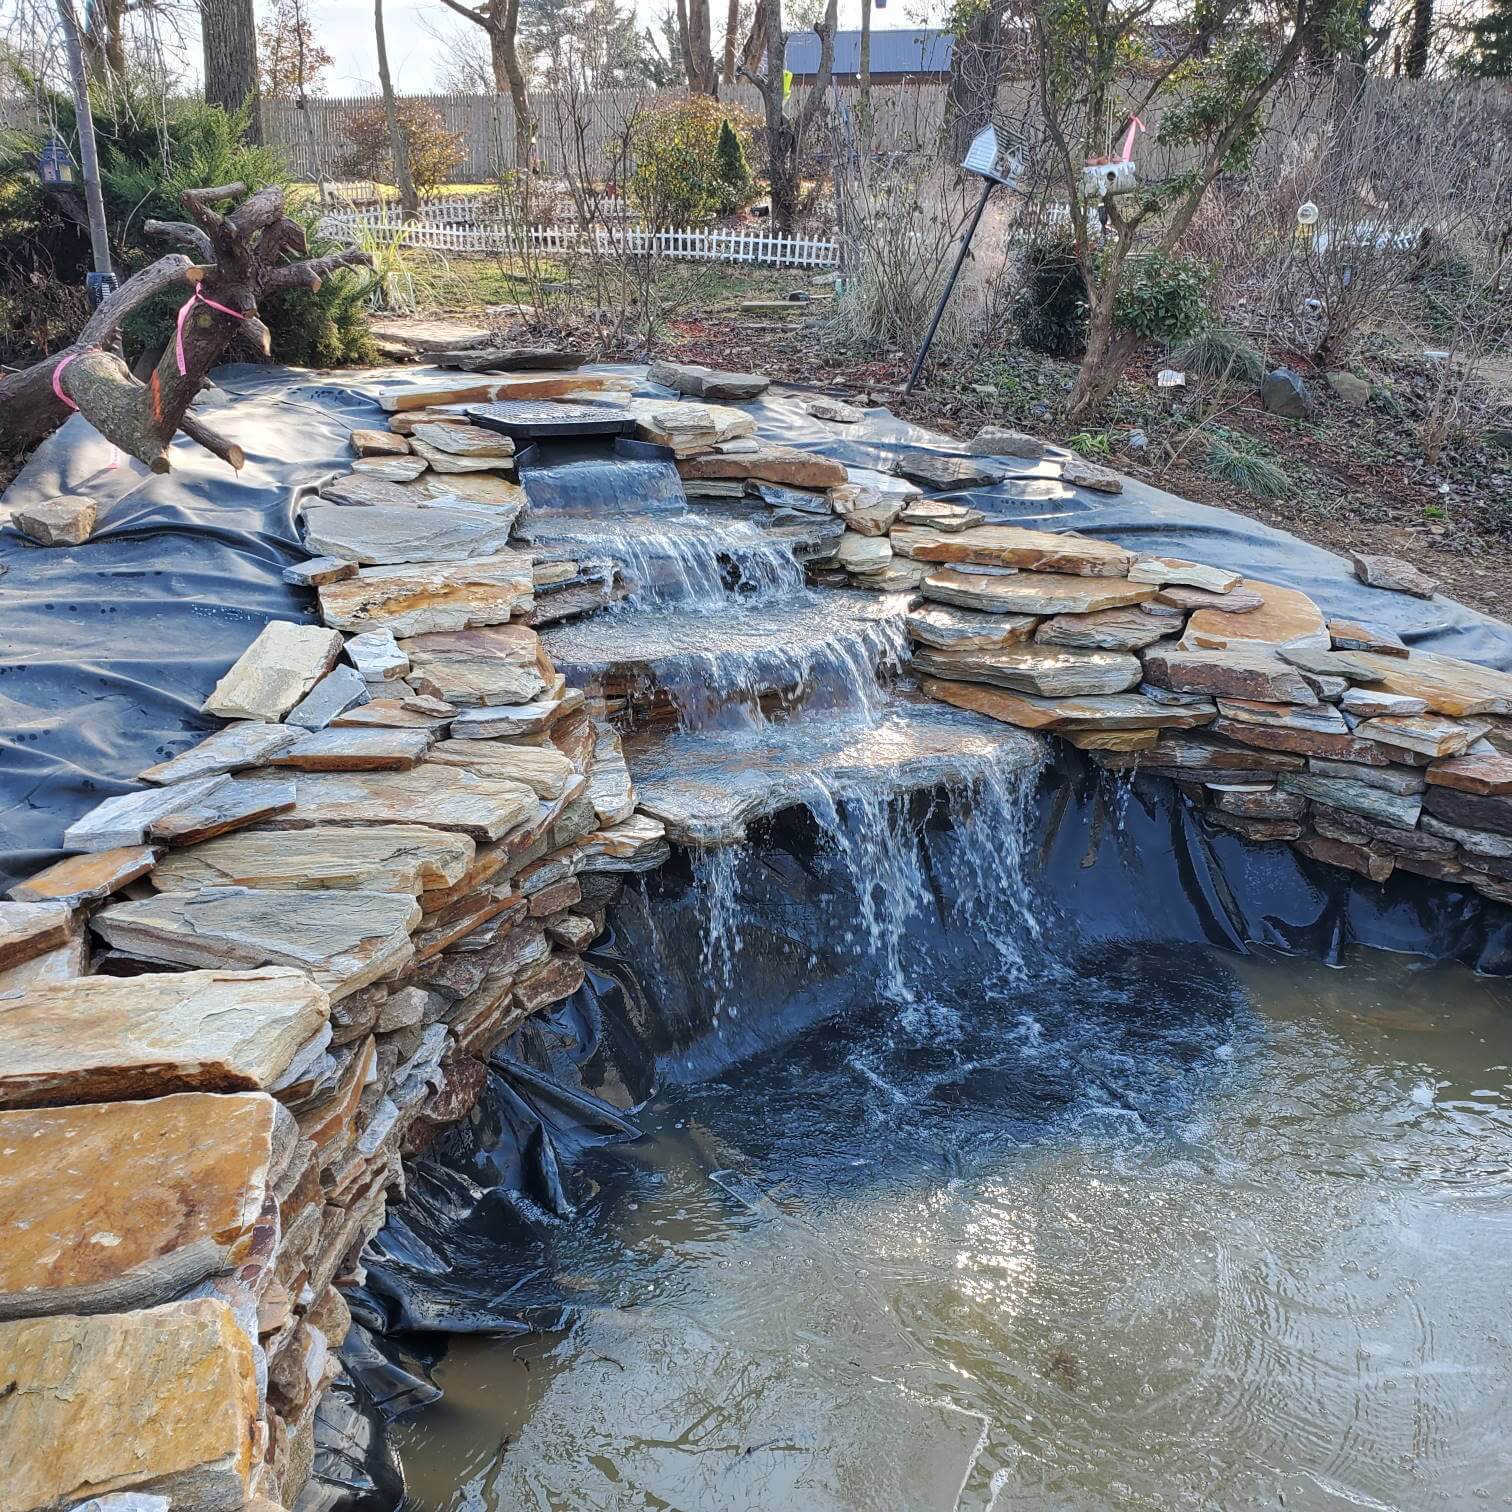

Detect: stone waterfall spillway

[525,441,1047,1004]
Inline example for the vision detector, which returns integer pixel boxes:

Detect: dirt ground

[661,305,1512,625]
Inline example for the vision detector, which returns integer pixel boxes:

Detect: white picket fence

[318,203,841,268]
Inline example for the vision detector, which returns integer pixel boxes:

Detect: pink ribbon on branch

[51,350,120,472]
[175,286,249,375]
[1118,116,1146,163]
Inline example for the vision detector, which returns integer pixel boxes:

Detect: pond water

[392,942,1512,1511]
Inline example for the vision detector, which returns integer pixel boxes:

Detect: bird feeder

[1081,117,1143,201]
[37,134,76,187]
[1296,200,1319,244]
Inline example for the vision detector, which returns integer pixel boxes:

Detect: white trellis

[318,204,841,270]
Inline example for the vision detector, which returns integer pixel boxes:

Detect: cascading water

[528,432,1042,1000]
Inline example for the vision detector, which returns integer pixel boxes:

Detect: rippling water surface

[394,947,1512,1510]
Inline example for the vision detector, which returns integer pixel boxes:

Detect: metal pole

[55,0,112,284]
[903,177,994,396]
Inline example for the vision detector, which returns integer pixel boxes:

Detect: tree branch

[179,410,246,470]
[262,246,372,292]
[144,219,216,263]
[77,254,197,347]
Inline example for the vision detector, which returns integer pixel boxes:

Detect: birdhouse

[1080,116,1143,202]
[37,134,75,187]
[1080,158,1137,201]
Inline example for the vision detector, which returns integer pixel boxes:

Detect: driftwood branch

[262,246,372,292]
[179,410,246,470]
[1,183,373,470]
[77,254,196,347]
[144,219,216,263]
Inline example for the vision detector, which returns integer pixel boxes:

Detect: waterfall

[687,747,1045,1008]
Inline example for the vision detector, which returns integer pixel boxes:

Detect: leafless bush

[1179,76,1512,366]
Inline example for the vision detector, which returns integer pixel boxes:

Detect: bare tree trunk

[746,0,835,233]
[683,0,717,93]
[859,0,872,121]
[722,0,739,84]
[81,0,126,75]
[56,0,112,282]
[946,2,1004,157]
[201,0,262,140]
[436,0,531,176]
[1404,0,1434,76]
[375,0,420,218]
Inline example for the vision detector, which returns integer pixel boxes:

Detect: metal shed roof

[783,28,955,75]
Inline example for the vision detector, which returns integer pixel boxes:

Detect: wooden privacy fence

[318,202,841,268]
[261,82,952,183]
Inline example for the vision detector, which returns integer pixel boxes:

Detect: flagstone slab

[906,603,1038,650]
[350,455,428,482]
[1154,584,1265,613]
[448,692,582,739]
[92,888,421,1002]
[143,778,296,846]
[268,727,434,772]
[0,1299,257,1511]
[1423,785,1512,837]
[1279,773,1424,829]
[1355,713,1483,759]
[892,449,1006,491]
[921,678,1216,731]
[1061,458,1123,493]
[1210,717,1392,765]
[0,938,88,995]
[1128,556,1242,592]
[911,524,1134,577]
[8,846,159,906]
[923,567,1153,616]
[201,622,344,722]
[411,421,518,457]
[0,967,329,1108]
[246,765,539,840]
[679,442,847,490]
[331,695,455,731]
[301,503,516,565]
[317,552,534,637]
[0,1091,279,1319]
[284,665,371,730]
[913,644,1142,697]
[428,741,577,799]
[897,500,984,530]
[1328,617,1408,657]
[63,777,234,852]
[399,623,549,706]
[319,473,423,507]
[1343,649,1512,717]
[0,901,77,972]
[283,555,358,587]
[378,373,625,412]
[837,532,893,574]
[418,472,528,509]
[140,723,301,784]
[345,629,409,682]
[1425,751,1512,796]
[350,428,410,458]
[1182,579,1328,652]
[409,438,518,476]
[1035,605,1174,651]
[1143,646,1319,705]
[150,823,473,895]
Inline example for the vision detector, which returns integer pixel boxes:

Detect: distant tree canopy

[1461,0,1512,76]
[257,0,335,101]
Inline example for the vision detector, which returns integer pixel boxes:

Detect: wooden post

[55,0,113,287]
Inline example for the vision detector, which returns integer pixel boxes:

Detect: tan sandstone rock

[202,622,345,722]
[0,967,328,1108]
[0,1299,258,1511]
[0,1092,280,1318]
[911,525,1134,577]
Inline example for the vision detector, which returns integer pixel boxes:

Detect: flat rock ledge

[5,367,1512,1511]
